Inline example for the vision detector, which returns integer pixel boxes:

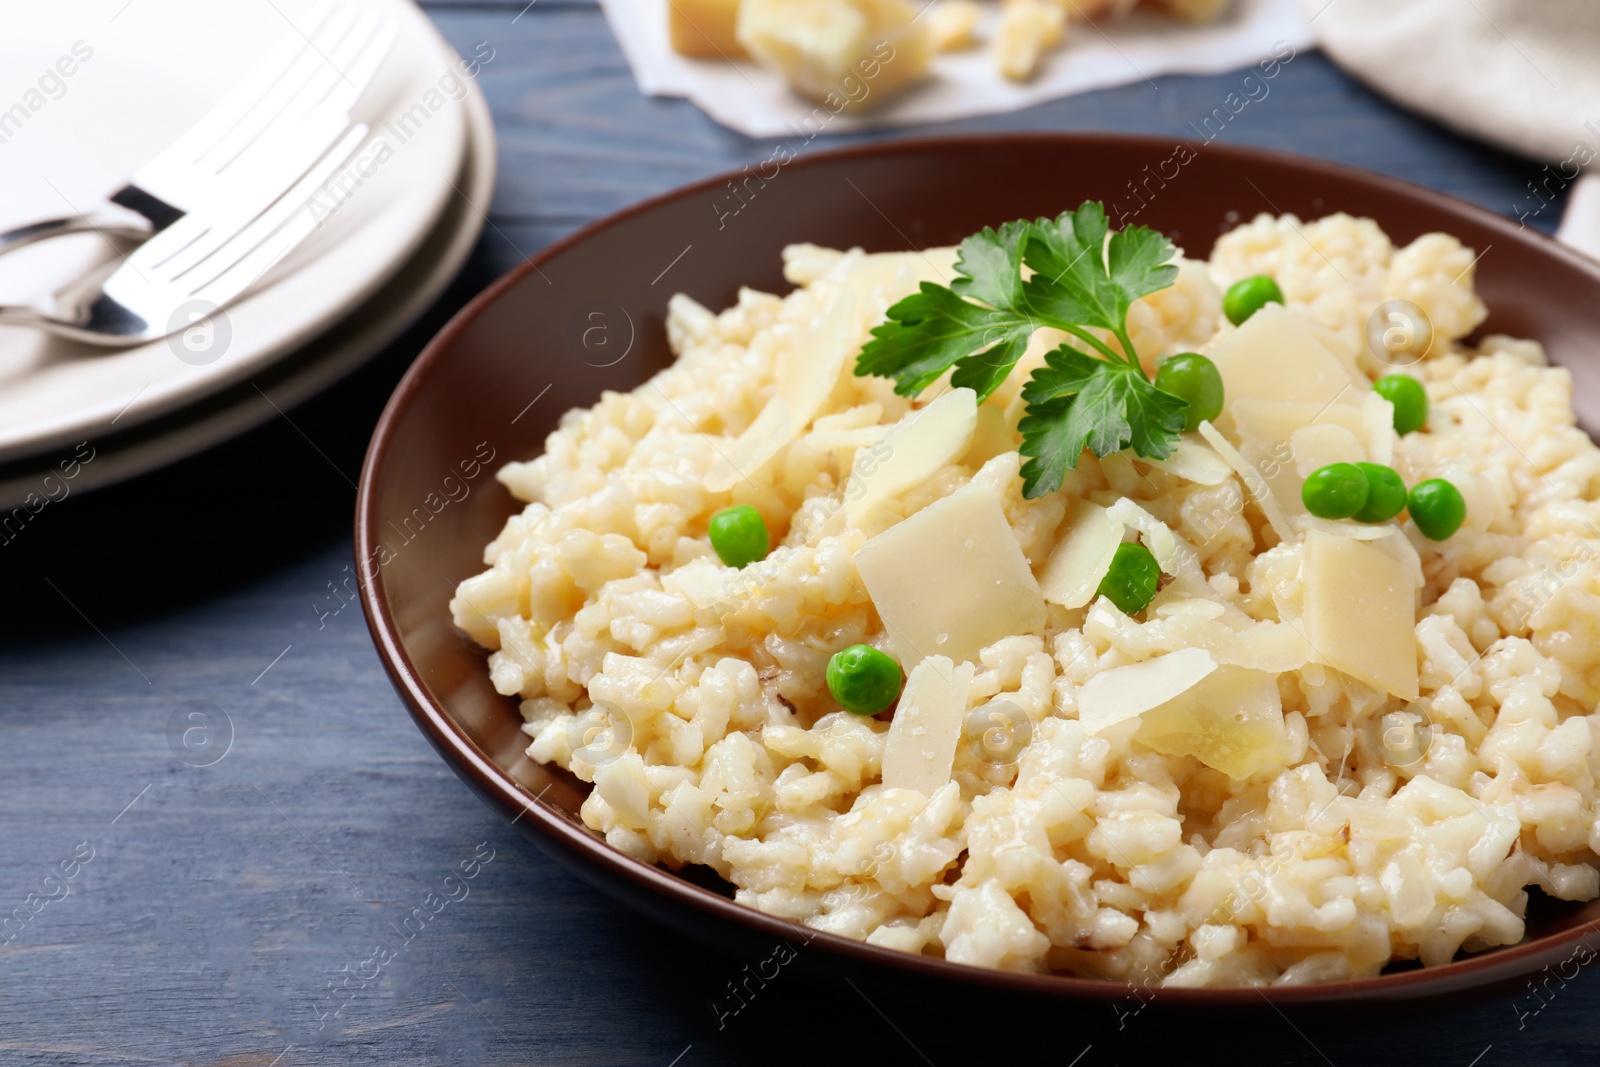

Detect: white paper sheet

[599,0,1313,138]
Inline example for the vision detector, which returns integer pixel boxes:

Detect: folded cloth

[601,0,1312,137]
[1304,0,1600,257]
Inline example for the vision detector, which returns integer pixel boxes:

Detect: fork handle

[0,210,155,258]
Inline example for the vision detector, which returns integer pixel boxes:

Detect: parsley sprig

[854,202,1188,498]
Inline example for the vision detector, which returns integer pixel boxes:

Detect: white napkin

[601,0,1313,137]
[1303,0,1600,257]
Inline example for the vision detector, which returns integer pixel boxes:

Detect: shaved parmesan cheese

[1038,498,1121,608]
[1294,515,1398,541]
[1077,648,1217,735]
[1232,398,1370,443]
[1291,423,1365,477]
[806,425,890,455]
[830,249,960,307]
[1231,398,1371,518]
[855,482,1047,666]
[1210,303,1365,411]
[881,655,974,795]
[1107,498,1198,579]
[1366,527,1426,591]
[708,291,858,492]
[1305,318,1364,375]
[1304,530,1419,700]
[1151,615,1313,673]
[845,387,978,525]
[963,401,1019,468]
[1137,667,1287,780]
[1198,420,1294,543]
[1142,435,1232,485]
[1361,390,1396,466]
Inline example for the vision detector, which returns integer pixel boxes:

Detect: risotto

[451,209,1600,986]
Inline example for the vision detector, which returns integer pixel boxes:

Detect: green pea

[1301,463,1370,519]
[1222,274,1284,326]
[1154,353,1225,432]
[1097,542,1161,615]
[1372,375,1428,435]
[1353,462,1407,523]
[708,505,770,568]
[826,644,902,715]
[1408,478,1466,540]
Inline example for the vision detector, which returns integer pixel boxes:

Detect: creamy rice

[452,213,1600,985]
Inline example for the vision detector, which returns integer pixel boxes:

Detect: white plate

[0,25,497,510]
[0,0,470,462]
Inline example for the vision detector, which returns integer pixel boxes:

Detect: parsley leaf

[851,202,1188,500]
[1023,204,1180,357]
[855,284,1030,398]
[1018,348,1188,497]
[856,222,1036,401]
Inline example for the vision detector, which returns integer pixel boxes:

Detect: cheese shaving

[708,290,858,492]
[1142,435,1233,485]
[1038,498,1121,609]
[1077,647,1217,735]
[1198,419,1295,543]
[844,387,977,525]
[882,655,974,796]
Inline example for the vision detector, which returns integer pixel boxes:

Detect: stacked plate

[0,0,494,507]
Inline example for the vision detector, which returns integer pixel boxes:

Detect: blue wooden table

[2,3,1591,1064]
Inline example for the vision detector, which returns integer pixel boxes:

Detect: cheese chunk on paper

[738,0,931,110]
[855,483,1046,666]
[1078,648,1218,735]
[1210,304,1365,411]
[881,655,974,795]
[1304,529,1419,700]
[668,0,748,58]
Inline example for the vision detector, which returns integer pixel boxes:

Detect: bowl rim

[357,131,1600,1007]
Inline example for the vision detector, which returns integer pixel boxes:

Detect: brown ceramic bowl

[357,133,1600,1010]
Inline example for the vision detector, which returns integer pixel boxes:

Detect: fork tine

[317,19,399,118]
[147,14,392,281]
[184,123,371,305]
[278,11,384,123]
[152,108,352,282]
[132,2,337,192]
[199,5,361,175]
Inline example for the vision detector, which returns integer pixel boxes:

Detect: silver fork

[0,8,396,346]
[0,118,372,345]
[0,3,395,259]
